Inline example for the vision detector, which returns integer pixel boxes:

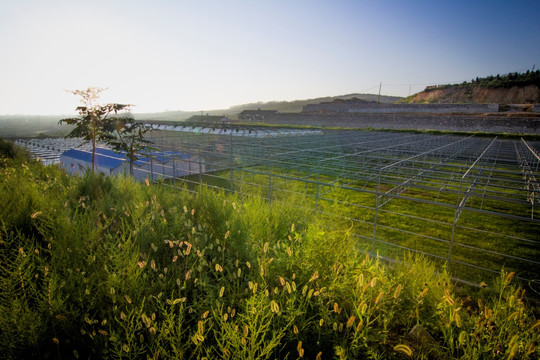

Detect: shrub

[0,138,30,160]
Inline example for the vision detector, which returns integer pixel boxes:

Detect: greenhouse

[141,126,540,287]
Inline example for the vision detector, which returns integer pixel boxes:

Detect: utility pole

[377,82,382,104]
[408,85,412,96]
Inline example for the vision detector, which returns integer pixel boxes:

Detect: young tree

[106,118,154,176]
[59,87,132,172]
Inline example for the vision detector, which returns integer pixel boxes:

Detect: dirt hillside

[406,84,540,104]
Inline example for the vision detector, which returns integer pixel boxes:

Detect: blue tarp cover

[62,148,126,169]
[61,148,193,168]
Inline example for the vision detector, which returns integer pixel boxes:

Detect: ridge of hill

[133,93,402,121]
[225,93,402,112]
[402,70,540,104]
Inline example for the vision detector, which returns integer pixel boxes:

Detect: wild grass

[0,141,539,359]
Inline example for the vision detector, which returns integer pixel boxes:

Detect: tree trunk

[129,143,134,176]
[92,136,96,173]
[91,112,96,173]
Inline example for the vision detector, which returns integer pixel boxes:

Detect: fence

[138,125,539,288]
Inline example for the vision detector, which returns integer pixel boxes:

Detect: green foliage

[424,70,540,91]
[106,119,154,175]
[60,88,154,175]
[0,154,538,359]
[0,138,29,160]
[212,292,290,360]
[0,229,47,359]
[75,170,117,203]
[473,70,540,88]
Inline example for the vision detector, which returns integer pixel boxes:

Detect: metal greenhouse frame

[141,125,539,288]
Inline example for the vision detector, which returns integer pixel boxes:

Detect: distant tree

[105,118,154,176]
[60,87,132,172]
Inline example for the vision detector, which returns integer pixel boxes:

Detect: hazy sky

[1,0,539,115]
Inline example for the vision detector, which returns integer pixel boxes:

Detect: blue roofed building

[59,147,204,180]
[60,147,129,177]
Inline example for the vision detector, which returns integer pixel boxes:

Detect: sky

[0,0,539,115]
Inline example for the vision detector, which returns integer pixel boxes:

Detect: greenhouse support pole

[372,168,381,254]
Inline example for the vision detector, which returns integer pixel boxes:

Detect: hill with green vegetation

[1,138,539,359]
[470,70,540,88]
[402,70,540,104]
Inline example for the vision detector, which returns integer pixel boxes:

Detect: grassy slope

[0,139,539,359]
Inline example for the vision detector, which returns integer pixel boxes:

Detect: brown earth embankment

[407,84,540,104]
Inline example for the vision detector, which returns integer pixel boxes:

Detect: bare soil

[409,84,540,104]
